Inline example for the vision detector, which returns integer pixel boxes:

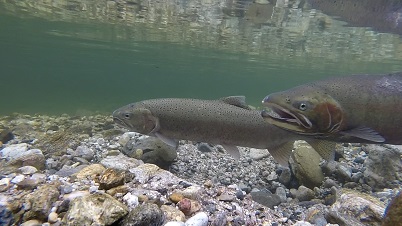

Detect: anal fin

[154,132,178,148]
[267,141,294,167]
[221,144,241,160]
[307,139,336,161]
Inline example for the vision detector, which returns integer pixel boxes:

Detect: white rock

[248,148,270,160]
[165,221,185,226]
[123,193,139,208]
[185,212,208,226]
[30,173,46,183]
[19,166,38,175]
[97,138,105,145]
[0,178,10,187]
[11,175,25,184]
[0,143,28,159]
[294,221,313,226]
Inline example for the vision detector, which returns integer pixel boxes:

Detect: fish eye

[124,113,131,119]
[299,103,307,111]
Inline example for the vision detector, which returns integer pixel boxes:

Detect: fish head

[261,85,344,135]
[112,102,159,135]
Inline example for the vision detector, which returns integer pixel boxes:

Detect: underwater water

[1,0,402,115]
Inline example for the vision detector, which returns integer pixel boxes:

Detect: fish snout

[261,95,271,104]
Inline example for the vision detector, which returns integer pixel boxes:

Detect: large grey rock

[120,203,164,226]
[123,136,177,169]
[329,189,385,226]
[290,143,324,189]
[63,193,128,225]
[363,144,402,191]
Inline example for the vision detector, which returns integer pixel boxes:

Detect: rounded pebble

[48,212,58,223]
[185,212,208,226]
[164,221,185,226]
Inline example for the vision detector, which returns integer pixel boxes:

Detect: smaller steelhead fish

[113,96,335,166]
[261,72,402,144]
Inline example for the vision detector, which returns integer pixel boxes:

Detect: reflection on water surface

[0,0,402,115]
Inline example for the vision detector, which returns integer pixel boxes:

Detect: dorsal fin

[219,96,251,110]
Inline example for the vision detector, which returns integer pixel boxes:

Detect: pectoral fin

[339,127,385,143]
[267,141,294,167]
[221,144,241,160]
[307,139,336,161]
[219,96,252,110]
[154,132,178,148]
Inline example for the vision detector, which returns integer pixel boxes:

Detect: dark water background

[1,0,402,115]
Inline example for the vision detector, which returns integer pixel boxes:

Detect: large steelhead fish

[113,96,335,166]
[261,72,402,144]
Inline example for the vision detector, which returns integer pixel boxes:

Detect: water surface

[1,0,402,115]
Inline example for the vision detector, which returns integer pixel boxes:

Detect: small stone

[62,185,74,194]
[248,148,270,160]
[20,219,42,226]
[179,185,202,200]
[294,186,315,202]
[63,193,128,225]
[99,168,125,190]
[278,167,292,186]
[123,193,139,208]
[169,193,184,203]
[48,212,58,223]
[11,175,25,184]
[197,143,214,152]
[323,179,338,189]
[89,185,98,193]
[101,154,143,171]
[17,178,40,190]
[235,190,245,200]
[120,203,164,226]
[178,198,201,216]
[18,166,38,175]
[0,143,28,159]
[75,164,106,180]
[185,212,208,226]
[161,205,186,222]
[217,194,236,202]
[0,178,11,192]
[75,145,95,161]
[251,189,281,209]
[106,185,129,196]
[335,163,352,182]
[275,187,287,203]
[164,222,185,226]
[203,180,213,188]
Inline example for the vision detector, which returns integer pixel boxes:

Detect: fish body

[262,72,402,144]
[113,96,335,166]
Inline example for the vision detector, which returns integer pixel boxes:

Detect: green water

[1,1,402,115]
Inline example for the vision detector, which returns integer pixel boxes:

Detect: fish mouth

[112,110,132,129]
[261,103,313,132]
